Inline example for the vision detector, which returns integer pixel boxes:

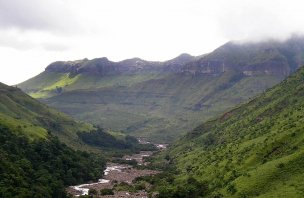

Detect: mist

[1,0,304,85]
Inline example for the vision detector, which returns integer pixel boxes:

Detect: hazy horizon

[1,0,304,85]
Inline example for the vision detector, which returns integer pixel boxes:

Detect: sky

[1,0,304,85]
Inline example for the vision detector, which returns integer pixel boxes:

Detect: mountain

[18,36,304,142]
[0,82,145,152]
[181,36,304,76]
[0,82,93,146]
[152,65,304,197]
[19,53,195,98]
[0,82,155,197]
[0,82,107,197]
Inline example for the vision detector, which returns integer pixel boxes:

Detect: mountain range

[2,35,304,197]
[19,36,304,142]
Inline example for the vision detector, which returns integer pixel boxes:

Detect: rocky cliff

[45,36,304,78]
[45,54,195,76]
[181,36,304,77]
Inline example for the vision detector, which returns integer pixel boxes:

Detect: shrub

[100,188,114,195]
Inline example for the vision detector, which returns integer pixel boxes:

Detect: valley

[150,61,304,197]
[18,36,304,142]
[2,1,304,197]
[2,36,304,198]
[68,140,166,197]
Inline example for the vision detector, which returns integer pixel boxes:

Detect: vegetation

[0,82,94,149]
[26,73,282,143]
[77,127,155,152]
[13,37,304,197]
[0,82,144,155]
[0,82,149,197]
[0,125,105,198]
[88,189,98,196]
[150,66,304,197]
[19,37,304,142]
[78,128,132,149]
[113,182,137,193]
[100,188,114,195]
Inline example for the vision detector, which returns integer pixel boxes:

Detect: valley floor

[67,142,167,197]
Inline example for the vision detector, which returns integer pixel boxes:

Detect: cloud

[0,0,80,33]
[0,30,34,50]
[42,43,69,51]
[1,0,304,85]
[217,0,304,41]
[0,29,69,51]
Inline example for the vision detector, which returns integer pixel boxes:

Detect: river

[68,142,167,197]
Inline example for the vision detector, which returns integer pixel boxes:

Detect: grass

[0,82,95,149]
[0,112,48,140]
[0,82,153,157]
[41,72,282,143]
[150,66,304,197]
[19,72,168,99]
[18,37,304,143]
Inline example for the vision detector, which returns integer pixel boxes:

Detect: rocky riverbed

[67,142,167,197]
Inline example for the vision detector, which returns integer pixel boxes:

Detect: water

[69,139,167,196]
[70,165,121,196]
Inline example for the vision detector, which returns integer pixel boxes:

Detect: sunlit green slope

[0,83,107,197]
[0,82,93,145]
[0,82,140,152]
[156,66,304,197]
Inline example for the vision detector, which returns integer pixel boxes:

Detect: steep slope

[45,72,280,143]
[0,82,156,197]
[0,83,108,197]
[19,54,195,98]
[0,125,106,198]
[0,82,142,152]
[18,36,304,142]
[0,82,94,146]
[154,65,304,197]
[181,36,304,76]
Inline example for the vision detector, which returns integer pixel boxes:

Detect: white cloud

[217,0,304,41]
[0,0,80,33]
[1,0,304,85]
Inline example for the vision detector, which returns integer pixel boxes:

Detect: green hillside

[0,83,108,197]
[44,72,281,143]
[152,66,304,197]
[0,82,94,144]
[0,82,145,152]
[18,37,304,142]
[20,72,167,99]
[0,82,155,197]
[0,125,106,198]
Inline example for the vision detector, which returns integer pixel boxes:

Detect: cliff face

[46,58,119,76]
[180,36,304,77]
[45,36,304,78]
[45,54,195,76]
[181,59,226,76]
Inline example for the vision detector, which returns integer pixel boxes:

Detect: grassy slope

[18,38,304,143]
[0,82,107,151]
[158,66,304,197]
[42,71,282,143]
[19,71,167,99]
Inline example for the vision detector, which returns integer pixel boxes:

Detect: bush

[89,188,97,195]
[100,188,114,195]
[134,181,146,190]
